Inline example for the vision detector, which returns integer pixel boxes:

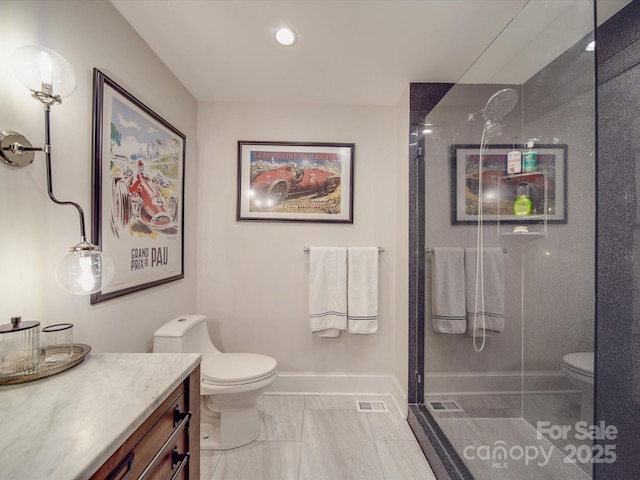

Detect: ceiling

[111,0,630,107]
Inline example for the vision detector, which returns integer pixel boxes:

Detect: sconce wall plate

[0,130,35,167]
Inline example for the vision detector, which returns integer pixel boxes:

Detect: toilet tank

[153,314,218,355]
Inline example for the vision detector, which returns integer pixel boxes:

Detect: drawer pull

[170,448,190,479]
[139,407,191,480]
[105,451,134,480]
[173,406,192,427]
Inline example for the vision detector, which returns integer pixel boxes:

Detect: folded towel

[464,248,505,336]
[431,248,466,334]
[309,247,348,337]
[347,247,379,334]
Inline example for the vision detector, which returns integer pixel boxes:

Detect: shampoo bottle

[513,183,532,216]
[522,139,538,172]
[507,149,522,174]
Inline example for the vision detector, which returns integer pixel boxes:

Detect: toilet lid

[202,353,277,385]
[562,352,594,377]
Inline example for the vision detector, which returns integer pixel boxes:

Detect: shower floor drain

[356,400,389,413]
[427,400,464,413]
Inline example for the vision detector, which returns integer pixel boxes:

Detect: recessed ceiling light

[586,40,595,52]
[275,27,297,46]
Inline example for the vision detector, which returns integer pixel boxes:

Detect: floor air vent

[356,400,389,413]
[427,400,463,413]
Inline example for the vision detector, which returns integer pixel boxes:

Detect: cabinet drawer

[132,392,190,480]
[137,425,188,480]
[94,381,192,480]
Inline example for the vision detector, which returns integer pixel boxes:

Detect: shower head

[483,120,503,138]
[483,88,519,122]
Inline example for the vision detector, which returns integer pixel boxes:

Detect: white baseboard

[424,371,573,395]
[265,372,408,418]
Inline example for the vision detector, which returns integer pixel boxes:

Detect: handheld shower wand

[473,88,519,352]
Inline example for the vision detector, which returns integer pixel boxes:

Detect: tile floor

[426,392,592,480]
[200,395,436,480]
[438,417,591,480]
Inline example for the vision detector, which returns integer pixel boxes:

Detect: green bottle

[522,139,538,172]
[514,183,532,216]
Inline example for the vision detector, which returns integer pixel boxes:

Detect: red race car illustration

[466,169,550,211]
[251,163,340,205]
[111,159,179,235]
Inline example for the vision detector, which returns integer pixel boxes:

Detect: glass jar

[0,316,41,376]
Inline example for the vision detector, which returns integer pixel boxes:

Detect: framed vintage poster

[90,69,185,304]
[451,144,567,224]
[237,141,354,223]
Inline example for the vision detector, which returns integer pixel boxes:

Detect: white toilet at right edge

[561,352,594,424]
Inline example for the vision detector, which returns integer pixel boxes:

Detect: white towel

[431,248,466,334]
[347,247,379,334]
[309,247,347,337]
[464,248,505,336]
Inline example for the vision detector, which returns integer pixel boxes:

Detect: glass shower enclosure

[408,1,601,479]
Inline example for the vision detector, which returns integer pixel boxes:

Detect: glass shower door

[410,1,597,479]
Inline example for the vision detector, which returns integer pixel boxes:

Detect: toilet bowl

[561,352,594,424]
[153,315,278,450]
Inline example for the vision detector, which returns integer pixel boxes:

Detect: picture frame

[451,144,567,224]
[90,69,185,304]
[237,141,354,223]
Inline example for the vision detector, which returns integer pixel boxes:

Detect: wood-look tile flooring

[200,395,436,480]
[426,392,592,480]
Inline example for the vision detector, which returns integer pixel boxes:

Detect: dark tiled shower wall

[408,82,469,480]
[408,83,452,404]
[595,1,640,478]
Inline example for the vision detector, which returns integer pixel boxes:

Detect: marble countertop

[0,352,201,480]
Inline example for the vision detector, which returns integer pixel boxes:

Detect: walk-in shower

[408,1,598,479]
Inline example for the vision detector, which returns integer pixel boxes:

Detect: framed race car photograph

[237,141,354,223]
[90,69,185,304]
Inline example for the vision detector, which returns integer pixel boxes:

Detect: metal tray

[0,344,91,385]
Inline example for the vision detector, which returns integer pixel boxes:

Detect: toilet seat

[202,353,277,386]
[562,352,594,384]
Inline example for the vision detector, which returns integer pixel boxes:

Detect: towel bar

[425,247,507,253]
[304,246,384,253]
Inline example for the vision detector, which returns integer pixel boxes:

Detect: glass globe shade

[56,249,115,295]
[13,45,76,98]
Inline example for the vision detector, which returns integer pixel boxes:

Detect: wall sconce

[0,45,114,295]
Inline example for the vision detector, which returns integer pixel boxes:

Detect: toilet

[153,314,278,450]
[561,352,594,424]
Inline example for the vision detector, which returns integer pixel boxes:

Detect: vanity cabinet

[91,366,200,480]
[0,353,201,479]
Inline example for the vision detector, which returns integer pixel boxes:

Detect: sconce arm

[42,106,88,240]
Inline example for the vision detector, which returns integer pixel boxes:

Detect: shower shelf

[501,231,546,244]
[497,171,547,243]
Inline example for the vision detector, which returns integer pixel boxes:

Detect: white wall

[0,0,198,352]
[0,1,412,402]
[195,101,407,388]
[394,87,410,396]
